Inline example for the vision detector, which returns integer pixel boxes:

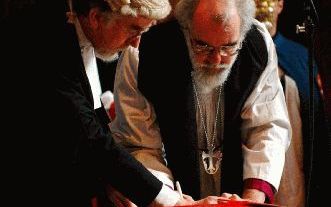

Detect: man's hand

[242,188,266,203]
[107,186,137,207]
[219,190,266,203]
[175,194,223,206]
[174,194,194,205]
[220,192,245,201]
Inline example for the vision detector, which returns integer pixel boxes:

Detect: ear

[87,8,101,30]
[276,0,284,15]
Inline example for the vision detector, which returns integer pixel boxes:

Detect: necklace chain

[192,78,223,150]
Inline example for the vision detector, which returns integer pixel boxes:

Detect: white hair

[106,0,172,20]
[175,0,256,40]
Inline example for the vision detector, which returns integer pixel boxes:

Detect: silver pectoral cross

[202,147,223,174]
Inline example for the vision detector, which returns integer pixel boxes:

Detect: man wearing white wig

[61,0,218,206]
[110,0,291,205]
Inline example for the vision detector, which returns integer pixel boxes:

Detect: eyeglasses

[190,38,242,57]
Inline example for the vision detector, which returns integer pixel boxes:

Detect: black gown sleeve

[56,73,162,207]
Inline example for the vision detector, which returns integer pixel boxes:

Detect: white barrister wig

[106,0,172,20]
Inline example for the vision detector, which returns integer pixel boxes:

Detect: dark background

[0,0,319,46]
[1,0,330,205]
[278,0,308,46]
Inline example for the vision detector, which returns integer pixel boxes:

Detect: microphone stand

[296,0,319,206]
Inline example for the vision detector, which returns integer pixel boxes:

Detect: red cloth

[244,178,275,204]
[91,197,98,207]
[173,200,280,206]
[109,102,116,120]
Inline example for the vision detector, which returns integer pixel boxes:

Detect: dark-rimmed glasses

[190,38,242,57]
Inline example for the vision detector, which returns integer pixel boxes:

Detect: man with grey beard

[110,0,291,205]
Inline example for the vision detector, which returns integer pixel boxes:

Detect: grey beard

[192,60,235,94]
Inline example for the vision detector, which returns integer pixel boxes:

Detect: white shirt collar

[73,17,103,109]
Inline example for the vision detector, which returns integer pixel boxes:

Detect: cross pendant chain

[192,76,225,175]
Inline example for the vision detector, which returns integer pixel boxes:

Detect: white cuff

[148,168,175,189]
[154,184,180,206]
[147,168,180,206]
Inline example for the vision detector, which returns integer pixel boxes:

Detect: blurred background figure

[255,0,329,206]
